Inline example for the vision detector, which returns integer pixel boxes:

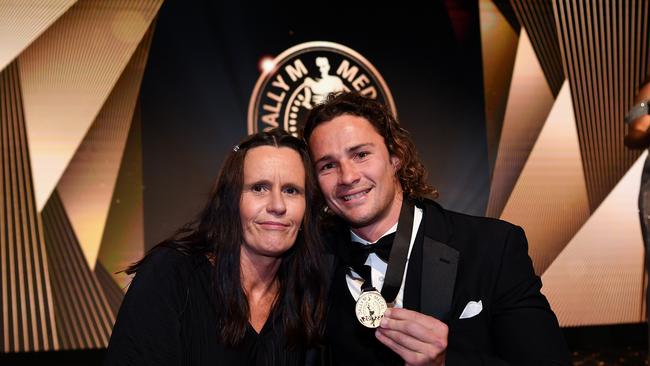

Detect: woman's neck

[239,247,282,333]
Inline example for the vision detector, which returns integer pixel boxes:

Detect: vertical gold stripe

[94,262,124,317]
[632,1,640,92]
[604,0,613,177]
[51,210,81,350]
[582,0,596,204]
[6,63,18,351]
[612,1,629,179]
[622,1,631,174]
[534,2,554,83]
[83,274,112,345]
[1,62,9,353]
[70,189,115,344]
[592,1,605,182]
[55,199,104,347]
[616,0,622,164]
[42,211,67,348]
[598,2,609,181]
[571,0,587,178]
[619,1,633,170]
[57,193,102,347]
[587,1,603,179]
[7,74,19,350]
[9,62,30,351]
[646,0,650,79]
[49,200,93,348]
[528,1,548,86]
[42,208,78,349]
[19,98,48,352]
[563,1,585,175]
[53,200,100,346]
[511,0,565,94]
[549,0,564,89]
[527,3,546,69]
[616,0,623,174]
[13,63,40,351]
[45,202,86,348]
[600,0,608,199]
[638,0,645,85]
[553,0,569,81]
[35,210,58,350]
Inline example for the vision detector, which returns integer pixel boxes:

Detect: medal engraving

[355,290,388,328]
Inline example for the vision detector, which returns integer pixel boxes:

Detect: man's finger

[384,308,445,327]
[376,328,446,366]
[375,328,430,365]
[381,311,448,344]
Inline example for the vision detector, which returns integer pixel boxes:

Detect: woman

[105,129,326,365]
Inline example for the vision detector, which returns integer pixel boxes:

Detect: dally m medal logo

[248,41,396,136]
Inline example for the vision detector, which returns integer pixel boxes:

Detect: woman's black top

[104,247,306,365]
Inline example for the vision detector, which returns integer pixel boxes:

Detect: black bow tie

[348,232,397,267]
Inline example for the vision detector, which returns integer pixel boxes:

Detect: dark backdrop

[140,0,488,248]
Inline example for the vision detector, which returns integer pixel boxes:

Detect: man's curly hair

[301,92,438,200]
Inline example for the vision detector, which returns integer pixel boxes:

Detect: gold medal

[355,290,388,328]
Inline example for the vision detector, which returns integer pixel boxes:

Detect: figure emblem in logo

[248,41,396,136]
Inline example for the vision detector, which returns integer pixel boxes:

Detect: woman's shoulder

[143,245,196,265]
[128,245,208,294]
[106,246,209,364]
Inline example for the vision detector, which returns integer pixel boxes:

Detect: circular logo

[248,41,396,136]
[355,290,388,328]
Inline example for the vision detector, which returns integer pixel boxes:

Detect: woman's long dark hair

[128,128,326,348]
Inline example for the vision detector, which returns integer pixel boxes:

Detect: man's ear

[390,156,401,171]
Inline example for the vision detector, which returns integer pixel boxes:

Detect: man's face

[308,114,403,238]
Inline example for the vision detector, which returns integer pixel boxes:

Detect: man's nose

[339,160,361,185]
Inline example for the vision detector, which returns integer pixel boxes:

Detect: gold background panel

[500,82,590,275]
[56,26,154,270]
[42,191,114,350]
[18,0,162,212]
[1,61,59,352]
[479,0,519,180]
[542,151,647,326]
[486,29,555,219]
[552,0,648,212]
[96,102,144,291]
[510,0,564,96]
[0,0,76,71]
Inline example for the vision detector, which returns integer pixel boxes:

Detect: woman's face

[240,146,306,261]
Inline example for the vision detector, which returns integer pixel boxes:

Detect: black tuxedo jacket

[322,199,570,365]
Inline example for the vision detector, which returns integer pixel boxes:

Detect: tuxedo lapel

[420,236,459,321]
[419,199,459,322]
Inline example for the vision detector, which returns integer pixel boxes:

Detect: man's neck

[351,194,403,242]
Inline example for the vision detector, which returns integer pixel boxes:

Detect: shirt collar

[350,222,398,246]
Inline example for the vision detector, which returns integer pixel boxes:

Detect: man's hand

[375,308,448,366]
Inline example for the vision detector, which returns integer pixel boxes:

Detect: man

[302,92,570,365]
[623,78,650,363]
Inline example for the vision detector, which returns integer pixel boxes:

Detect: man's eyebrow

[347,143,374,153]
[313,143,375,166]
[314,154,333,166]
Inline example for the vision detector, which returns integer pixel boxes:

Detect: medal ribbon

[348,198,414,303]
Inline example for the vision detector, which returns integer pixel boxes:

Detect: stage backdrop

[0,0,649,352]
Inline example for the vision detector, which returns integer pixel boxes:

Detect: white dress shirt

[346,205,423,308]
